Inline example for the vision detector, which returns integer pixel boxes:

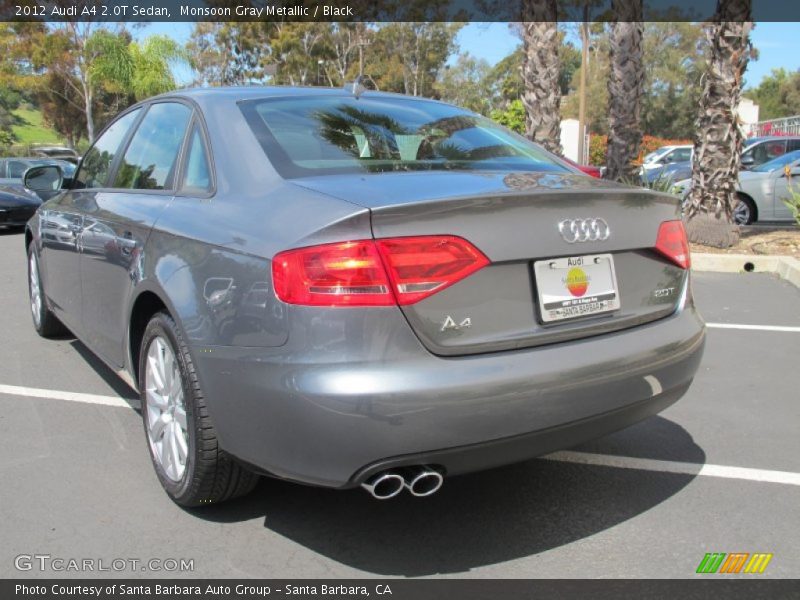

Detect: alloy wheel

[144,336,189,482]
[733,200,751,225]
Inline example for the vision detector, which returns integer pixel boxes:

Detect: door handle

[119,231,136,255]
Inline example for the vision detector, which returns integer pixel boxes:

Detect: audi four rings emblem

[558,218,611,243]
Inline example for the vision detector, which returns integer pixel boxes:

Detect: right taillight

[654,220,691,269]
[272,235,489,307]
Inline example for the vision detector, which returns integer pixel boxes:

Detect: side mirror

[741,155,755,168]
[23,165,64,199]
[788,166,800,177]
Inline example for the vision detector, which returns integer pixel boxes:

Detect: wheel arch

[127,284,178,389]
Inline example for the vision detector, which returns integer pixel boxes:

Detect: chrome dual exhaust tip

[401,466,444,497]
[361,466,444,499]
[361,472,404,500]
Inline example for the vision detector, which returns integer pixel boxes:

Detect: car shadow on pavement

[0,228,25,236]
[192,415,705,576]
[69,339,141,405]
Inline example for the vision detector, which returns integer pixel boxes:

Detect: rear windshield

[240,95,567,178]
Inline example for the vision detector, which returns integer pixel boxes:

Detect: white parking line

[543,451,800,487]
[706,322,800,333]
[2,383,799,487]
[0,384,131,408]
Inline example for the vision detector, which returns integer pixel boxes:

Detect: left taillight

[654,220,691,269]
[272,236,489,307]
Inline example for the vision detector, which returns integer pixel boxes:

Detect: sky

[137,21,800,91]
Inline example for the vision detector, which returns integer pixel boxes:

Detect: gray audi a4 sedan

[24,87,705,506]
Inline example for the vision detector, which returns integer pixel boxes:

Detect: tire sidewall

[735,198,754,225]
[139,314,199,503]
[27,245,45,334]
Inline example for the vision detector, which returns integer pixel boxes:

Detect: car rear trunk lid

[293,171,687,355]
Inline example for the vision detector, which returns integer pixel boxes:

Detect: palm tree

[520,0,562,154]
[685,0,753,248]
[605,0,645,181]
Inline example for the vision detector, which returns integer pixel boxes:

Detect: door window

[670,148,692,162]
[75,109,141,189]
[113,103,192,191]
[751,140,786,165]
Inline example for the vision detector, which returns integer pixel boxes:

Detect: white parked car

[641,145,693,173]
[672,149,800,224]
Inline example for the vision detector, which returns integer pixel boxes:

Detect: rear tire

[139,311,259,507]
[27,245,68,337]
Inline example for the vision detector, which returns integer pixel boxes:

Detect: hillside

[11,107,63,145]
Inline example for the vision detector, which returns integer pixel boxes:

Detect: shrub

[589,135,608,166]
[490,99,526,135]
[782,166,800,226]
[588,134,693,166]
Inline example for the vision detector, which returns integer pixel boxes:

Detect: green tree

[90,33,188,101]
[561,25,611,135]
[486,34,579,114]
[13,23,138,142]
[641,22,706,138]
[188,22,270,86]
[744,68,800,121]
[369,23,462,97]
[436,53,493,115]
[268,23,334,86]
[0,23,49,144]
[326,23,373,85]
[561,22,707,140]
[36,72,89,148]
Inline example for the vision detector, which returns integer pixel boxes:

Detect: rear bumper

[350,380,690,486]
[191,304,705,488]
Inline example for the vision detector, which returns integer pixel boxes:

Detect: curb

[691,253,800,288]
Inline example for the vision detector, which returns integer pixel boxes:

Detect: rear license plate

[533,254,620,323]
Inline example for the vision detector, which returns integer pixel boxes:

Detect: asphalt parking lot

[0,227,798,579]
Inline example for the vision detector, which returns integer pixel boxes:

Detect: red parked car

[562,156,603,178]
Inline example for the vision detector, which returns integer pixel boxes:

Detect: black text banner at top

[1,0,797,23]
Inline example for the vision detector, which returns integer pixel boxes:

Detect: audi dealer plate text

[534,254,621,323]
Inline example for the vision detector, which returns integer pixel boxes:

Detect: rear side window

[241,96,566,178]
[75,109,141,189]
[180,125,212,193]
[114,103,192,191]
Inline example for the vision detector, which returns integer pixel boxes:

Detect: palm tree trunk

[520,0,561,154]
[606,0,644,182]
[685,0,753,248]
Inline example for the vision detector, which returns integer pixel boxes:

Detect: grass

[10,108,63,145]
